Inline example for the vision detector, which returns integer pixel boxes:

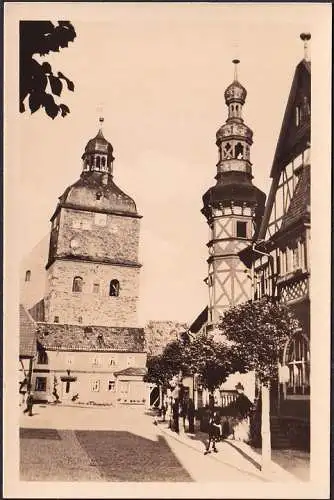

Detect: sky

[12,3,327,325]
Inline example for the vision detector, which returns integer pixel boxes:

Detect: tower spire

[232,58,240,81]
[300,32,311,62]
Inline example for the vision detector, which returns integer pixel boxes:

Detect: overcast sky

[14,3,328,325]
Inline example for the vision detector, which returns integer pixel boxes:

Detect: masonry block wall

[53,208,140,264]
[44,260,140,326]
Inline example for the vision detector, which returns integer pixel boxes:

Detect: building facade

[23,119,147,405]
[239,34,311,448]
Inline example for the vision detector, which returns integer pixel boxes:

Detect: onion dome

[57,117,138,216]
[224,59,247,105]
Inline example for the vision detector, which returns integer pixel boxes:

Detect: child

[204,410,221,455]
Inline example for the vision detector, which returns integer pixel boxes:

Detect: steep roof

[189,306,208,334]
[19,304,37,358]
[36,323,145,352]
[270,59,311,178]
[280,164,310,231]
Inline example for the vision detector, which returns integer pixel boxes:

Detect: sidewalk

[157,419,300,483]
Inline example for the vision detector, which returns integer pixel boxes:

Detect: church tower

[202,61,266,328]
[44,118,142,327]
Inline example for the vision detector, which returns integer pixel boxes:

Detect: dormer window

[295,105,301,127]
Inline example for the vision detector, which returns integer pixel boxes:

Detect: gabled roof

[36,323,145,352]
[270,59,311,178]
[19,304,37,358]
[114,367,147,377]
[280,164,310,232]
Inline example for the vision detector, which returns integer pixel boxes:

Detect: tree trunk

[261,383,272,473]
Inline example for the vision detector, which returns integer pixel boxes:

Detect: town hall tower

[202,61,266,328]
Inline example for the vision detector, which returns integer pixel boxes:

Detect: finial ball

[232,59,240,65]
[300,33,311,41]
[99,117,104,123]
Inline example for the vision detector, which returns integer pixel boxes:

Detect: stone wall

[56,207,140,264]
[45,259,140,327]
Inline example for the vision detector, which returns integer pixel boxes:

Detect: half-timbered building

[239,34,311,449]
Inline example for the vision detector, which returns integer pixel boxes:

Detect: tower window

[96,156,101,170]
[109,279,120,297]
[101,156,106,168]
[235,143,244,160]
[54,316,59,323]
[236,221,247,238]
[96,192,102,200]
[25,270,31,282]
[108,380,116,392]
[93,282,100,294]
[72,276,83,292]
[78,316,83,324]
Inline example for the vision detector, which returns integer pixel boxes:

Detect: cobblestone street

[19,404,283,483]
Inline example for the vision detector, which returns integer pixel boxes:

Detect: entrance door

[61,380,77,401]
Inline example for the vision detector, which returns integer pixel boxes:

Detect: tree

[219,296,300,472]
[185,333,239,396]
[20,21,76,119]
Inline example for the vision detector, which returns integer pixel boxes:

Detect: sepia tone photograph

[3,2,331,498]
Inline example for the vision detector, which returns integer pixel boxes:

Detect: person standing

[187,398,195,434]
[204,409,221,455]
[172,398,179,433]
[23,391,34,416]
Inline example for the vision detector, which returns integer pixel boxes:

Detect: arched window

[284,333,310,396]
[37,347,48,365]
[109,279,120,297]
[72,276,83,292]
[101,156,106,168]
[96,156,101,170]
[25,270,31,282]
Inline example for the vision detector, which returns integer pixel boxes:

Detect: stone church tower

[202,61,266,328]
[44,118,142,327]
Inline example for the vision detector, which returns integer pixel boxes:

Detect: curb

[158,422,297,483]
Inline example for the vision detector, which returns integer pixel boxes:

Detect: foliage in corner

[20,21,76,119]
[219,297,300,385]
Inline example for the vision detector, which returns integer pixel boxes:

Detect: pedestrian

[161,400,168,422]
[172,398,179,433]
[204,409,221,455]
[181,398,188,431]
[187,398,195,434]
[23,391,34,416]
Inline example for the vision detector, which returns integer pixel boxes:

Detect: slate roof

[36,323,145,353]
[19,304,37,358]
[280,164,310,231]
[189,306,208,334]
[114,367,147,377]
[270,59,311,178]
